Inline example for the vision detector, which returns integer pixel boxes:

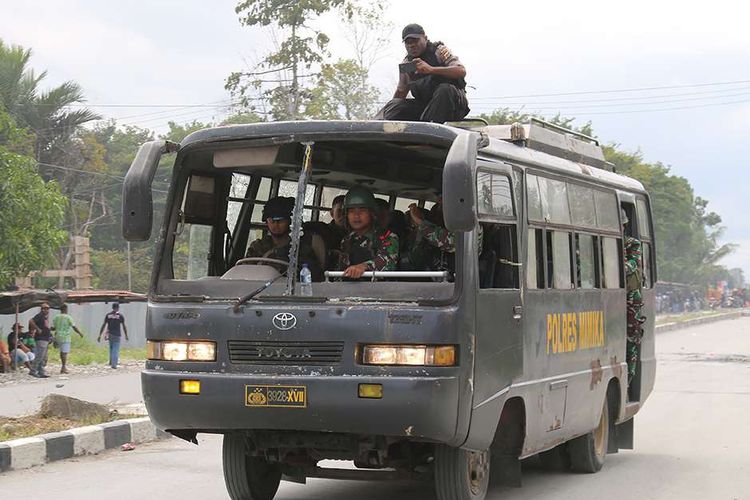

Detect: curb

[0,417,169,473]
[655,310,746,333]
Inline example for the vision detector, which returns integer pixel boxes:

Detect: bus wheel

[222,434,282,500]
[434,445,490,500]
[568,397,609,473]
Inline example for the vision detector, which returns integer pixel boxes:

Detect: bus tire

[568,397,609,473]
[434,444,490,500]
[222,434,282,500]
[538,444,571,471]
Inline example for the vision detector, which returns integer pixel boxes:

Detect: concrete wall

[0,302,147,348]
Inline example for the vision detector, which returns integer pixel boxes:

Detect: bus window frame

[475,162,520,292]
[524,169,623,292]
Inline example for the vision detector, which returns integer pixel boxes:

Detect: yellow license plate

[245,385,307,408]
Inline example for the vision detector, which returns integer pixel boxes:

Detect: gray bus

[123,119,656,500]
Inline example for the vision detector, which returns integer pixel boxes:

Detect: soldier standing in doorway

[623,210,645,388]
[375,23,469,123]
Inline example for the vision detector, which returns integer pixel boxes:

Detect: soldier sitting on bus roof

[404,198,455,273]
[246,196,323,280]
[374,23,469,123]
[337,187,399,279]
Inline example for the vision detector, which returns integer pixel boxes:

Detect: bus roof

[179,120,646,195]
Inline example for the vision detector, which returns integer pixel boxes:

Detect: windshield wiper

[234,273,286,311]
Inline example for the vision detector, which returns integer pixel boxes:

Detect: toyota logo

[272,312,297,330]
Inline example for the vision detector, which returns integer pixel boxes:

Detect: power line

[36,162,169,193]
[465,78,750,100]
[468,85,750,105]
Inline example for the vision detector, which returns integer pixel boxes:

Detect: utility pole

[127,241,132,291]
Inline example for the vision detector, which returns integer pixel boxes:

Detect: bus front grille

[228,341,345,365]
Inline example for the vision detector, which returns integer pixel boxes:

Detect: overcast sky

[2,0,749,277]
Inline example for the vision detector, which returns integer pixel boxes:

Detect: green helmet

[343,187,377,212]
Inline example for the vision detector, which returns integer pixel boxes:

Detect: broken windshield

[157,138,462,302]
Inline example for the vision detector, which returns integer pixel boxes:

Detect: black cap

[262,196,294,221]
[402,23,425,41]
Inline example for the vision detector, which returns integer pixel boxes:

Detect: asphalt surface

[2,317,749,499]
[0,362,143,417]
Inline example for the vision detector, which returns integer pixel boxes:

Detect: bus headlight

[361,345,456,366]
[147,340,216,361]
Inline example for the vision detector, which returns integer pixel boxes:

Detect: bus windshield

[155,139,460,303]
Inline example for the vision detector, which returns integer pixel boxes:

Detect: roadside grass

[0,413,141,442]
[65,334,146,365]
[655,309,730,326]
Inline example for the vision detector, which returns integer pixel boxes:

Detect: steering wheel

[235,257,290,267]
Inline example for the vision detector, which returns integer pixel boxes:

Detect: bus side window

[642,242,653,289]
[477,171,519,289]
[527,228,545,289]
[547,230,573,290]
[575,233,598,289]
[479,224,519,289]
[602,236,623,289]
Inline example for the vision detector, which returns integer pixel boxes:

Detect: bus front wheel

[434,444,490,500]
[568,397,609,473]
[222,434,282,500]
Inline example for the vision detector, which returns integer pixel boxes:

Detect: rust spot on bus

[590,359,603,390]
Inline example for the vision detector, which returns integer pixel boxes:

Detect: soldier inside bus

[403,197,456,273]
[246,196,323,281]
[337,187,399,279]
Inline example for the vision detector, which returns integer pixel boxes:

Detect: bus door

[467,163,523,448]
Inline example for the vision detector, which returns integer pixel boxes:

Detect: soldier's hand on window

[409,204,425,226]
[412,58,433,75]
[343,263,368,279]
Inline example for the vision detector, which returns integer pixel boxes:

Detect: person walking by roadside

[98,303,128,368]
[52,304,84,374]
[28,303,53,378]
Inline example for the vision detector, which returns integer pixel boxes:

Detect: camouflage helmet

[343,187,377,212]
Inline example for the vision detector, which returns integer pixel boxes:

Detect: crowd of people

[242,187,455,281]
[655,285,748,314]
[0,302,128,377]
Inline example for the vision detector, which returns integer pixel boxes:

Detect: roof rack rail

[477,119,612,172]
[529,117,599,146]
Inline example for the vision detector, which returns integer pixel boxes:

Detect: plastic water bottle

[300,263,313,297]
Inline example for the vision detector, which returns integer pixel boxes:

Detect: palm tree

[0,39,99,162]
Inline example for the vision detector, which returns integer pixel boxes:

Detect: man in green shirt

[52,304,84,374]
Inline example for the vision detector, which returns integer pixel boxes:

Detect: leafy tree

[0,143,67,288]
[91,246,153,292]
[306,58,379,119]
[226,0,352,120]
[0,39,99,163]
[0,103,34,156]
[220,112,264,125]
[606,147,735,285]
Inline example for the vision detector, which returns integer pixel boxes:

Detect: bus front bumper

[141,370,461,443]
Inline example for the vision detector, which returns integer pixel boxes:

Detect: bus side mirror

[442,133,478,232]
[122,140,178,241]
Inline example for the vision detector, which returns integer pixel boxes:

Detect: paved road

[3,317,749,499]
[0,363,143,417]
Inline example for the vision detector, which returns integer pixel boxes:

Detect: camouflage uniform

[406,220,455,272]
[246,235,322,281]
[624,235,645,381]
[337,229,399,272]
